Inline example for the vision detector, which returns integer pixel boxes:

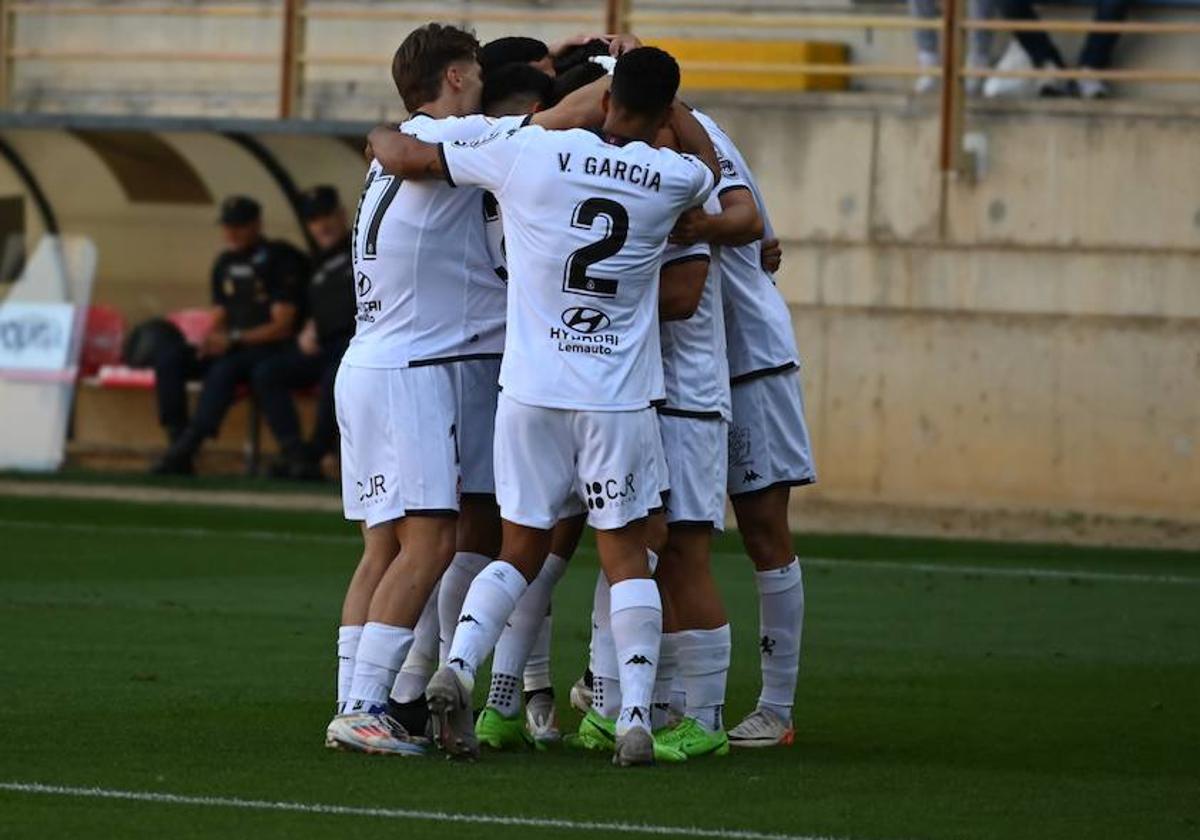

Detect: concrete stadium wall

[698,94,1200,545]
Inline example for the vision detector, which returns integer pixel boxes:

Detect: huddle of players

[324,24,816,767]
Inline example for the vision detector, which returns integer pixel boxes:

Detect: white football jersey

[441,124,715,411]
[342,113,524,369]
[659,193,730,420]
[692,109,800,381]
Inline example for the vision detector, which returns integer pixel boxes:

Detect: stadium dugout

[0,113,371,473]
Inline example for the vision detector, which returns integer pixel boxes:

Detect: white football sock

[610,578,662,735]
[445,560,528,693]
[589,571,622,718]
[756,558,804,721]
[391,585,439,703]
[492,554,567,683]
[651,631,680,730]
[336,625,362,714]
[677,624,732,732]
[522,612,553,693]
[346,622,413,711]
[437,551,490,663]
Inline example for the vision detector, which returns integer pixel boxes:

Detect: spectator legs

[909,0,940,56]
[967,0,996,63]
[251,346,320,455]
[190,351,256,441]
[1079,0,1130,70]
[153,342,203,441]
[996,0,1066,68]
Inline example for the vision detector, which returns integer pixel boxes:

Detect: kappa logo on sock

[760,635,776,657]
[625,654,653,666]
[491,567,508,582]
[458,614,481,626]
[448,657,469,670]
[626,707,646,723]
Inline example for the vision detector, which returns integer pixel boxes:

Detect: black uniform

[153,239,308,444]
[252,234,355,464]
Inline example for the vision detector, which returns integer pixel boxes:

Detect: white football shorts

[454,357,501,496]
[727,367,817,497]
[335,362,460,527]
[660,413,728,529]
[493,393,661,531]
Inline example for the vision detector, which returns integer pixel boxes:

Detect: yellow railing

[0,0,1197,182]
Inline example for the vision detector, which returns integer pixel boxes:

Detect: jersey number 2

[562,197,629,299]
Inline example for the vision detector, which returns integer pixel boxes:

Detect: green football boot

[657,717,730,758]
[570,710,687,763]
[475,707,533,750]
[577,709,617,747]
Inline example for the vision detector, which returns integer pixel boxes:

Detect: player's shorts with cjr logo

[335,362,461,527]
[453,356,501,496]
[726,367,817,497]
[493,392,661,530]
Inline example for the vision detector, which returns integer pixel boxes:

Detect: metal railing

[0,0,1197,186]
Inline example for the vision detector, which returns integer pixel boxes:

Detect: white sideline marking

[2,517,1198,587]
[0,781,834,840]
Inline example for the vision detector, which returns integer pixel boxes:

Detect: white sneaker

[569,676,592,715]
[325,712,428,756]
[525,691,561,745]
[1077,74,1110,99]
[983,39,1037,99]
[727,707,795,748]
[914,50,939,95]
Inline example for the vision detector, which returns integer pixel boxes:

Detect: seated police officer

[151,195,308,475]
[253,186,355,480]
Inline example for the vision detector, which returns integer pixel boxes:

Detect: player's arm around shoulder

[667,102,721,194]
[366,125,447,182]
[659,244,710,322]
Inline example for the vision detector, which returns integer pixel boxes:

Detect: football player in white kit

[366,46,720,766]
[325,23,610,755]
[673,109,818,748]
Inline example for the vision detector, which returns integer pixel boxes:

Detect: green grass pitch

[1,493,1198,840]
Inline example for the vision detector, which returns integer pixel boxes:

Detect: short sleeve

[661,240,710,271]
[715,152,751,197]
[674,152,717,209]
[440,122,535,195]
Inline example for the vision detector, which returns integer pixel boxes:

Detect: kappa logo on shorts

[743,469,762,484]
[584,474,637,511]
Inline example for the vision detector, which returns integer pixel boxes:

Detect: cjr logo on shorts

[584,473,637,511]
[357,474,387,503]
[560,306,611,335]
